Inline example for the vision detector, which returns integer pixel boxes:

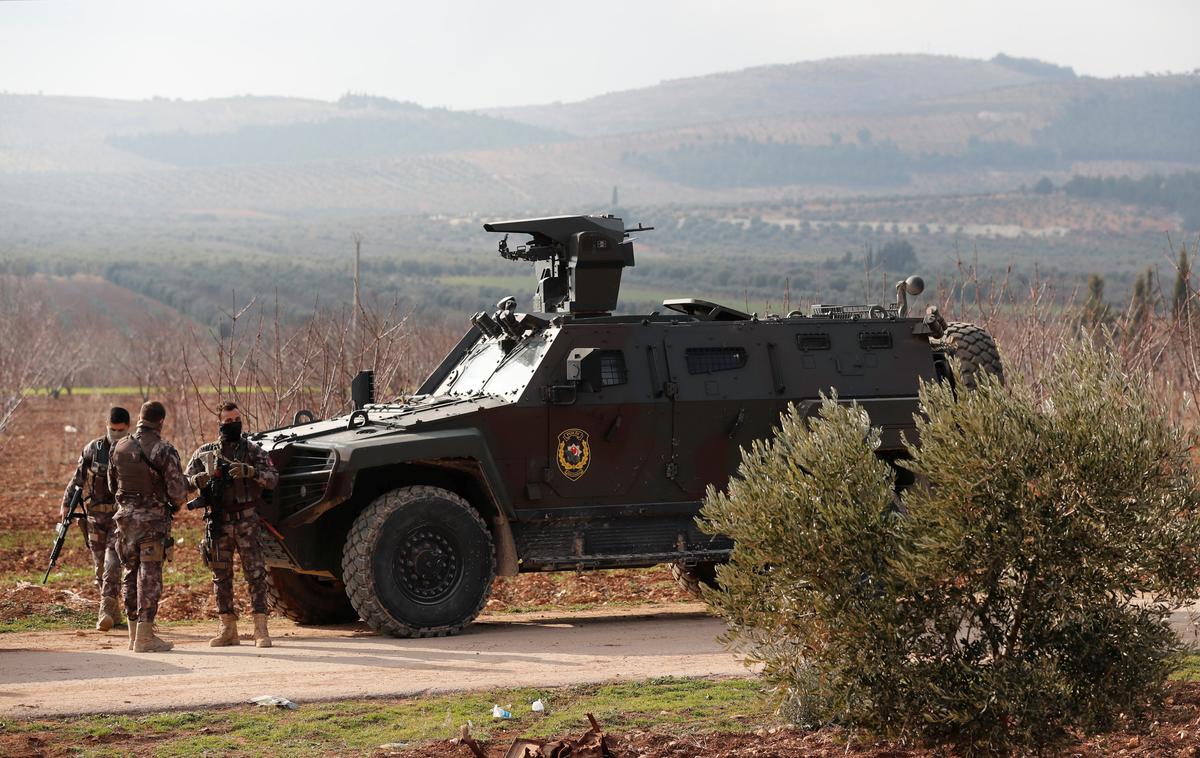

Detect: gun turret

[484,214,651,317]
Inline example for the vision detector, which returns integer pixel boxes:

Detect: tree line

[1064,171,1200,230]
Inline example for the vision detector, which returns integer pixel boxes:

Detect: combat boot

[133,621,173,653]
[96,596,119,632]
[252,613,272,648]
[209,613,240,647]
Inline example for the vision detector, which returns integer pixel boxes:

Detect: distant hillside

[2,273,193,333]
[0,92,565,171]
[481,54,1075,137]
[622,78,1200,190]
[106,106,567,167]
[0,93,334,171]
[1,56,1196,219]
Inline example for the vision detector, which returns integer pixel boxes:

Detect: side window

[598,350,628,387]
[685,347,747,374]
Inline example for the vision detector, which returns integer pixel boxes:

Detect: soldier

[59,406,130,631]
[185,401,278,648]
[108,401,187,653]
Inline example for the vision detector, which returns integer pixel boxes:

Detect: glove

[229,463,256,480]
[192,471,211,489]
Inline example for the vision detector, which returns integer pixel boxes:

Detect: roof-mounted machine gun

[484,215,652,317]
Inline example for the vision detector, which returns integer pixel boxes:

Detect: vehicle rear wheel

[342,485,495,638]
[933,322,1004,389]
[670,561,722,598]
[265,568,358,625]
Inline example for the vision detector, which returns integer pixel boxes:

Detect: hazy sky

[2,0,1197,109]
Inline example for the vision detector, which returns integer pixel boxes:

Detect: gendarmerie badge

[556,428,591,481]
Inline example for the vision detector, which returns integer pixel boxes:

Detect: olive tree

[700,342,1200,754]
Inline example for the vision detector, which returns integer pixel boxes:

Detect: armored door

[543,341,666,503]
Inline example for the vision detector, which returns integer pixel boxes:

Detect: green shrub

[700,342,1200,754]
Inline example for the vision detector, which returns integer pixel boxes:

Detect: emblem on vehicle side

[556,428,591,481]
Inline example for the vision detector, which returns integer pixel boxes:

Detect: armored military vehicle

[257,214,1002,637]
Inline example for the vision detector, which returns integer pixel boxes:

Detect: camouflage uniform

[108,420,187,625]
[61,437,121,600]
[184,436,279,616]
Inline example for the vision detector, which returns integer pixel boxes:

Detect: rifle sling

[127,436,165,477]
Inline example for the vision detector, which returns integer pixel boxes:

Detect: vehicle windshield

[433,330,556,399]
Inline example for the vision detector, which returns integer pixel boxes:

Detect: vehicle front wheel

[342,486,495,638]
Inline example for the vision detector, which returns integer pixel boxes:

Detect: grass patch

[0,677,767,757]
[0,528,48,551]
[0,603,93,633]
[1171,654,1200,682]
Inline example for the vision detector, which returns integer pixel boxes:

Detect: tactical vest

[206,437,264,508]
[111,430,162,501]
[88,438,115,504]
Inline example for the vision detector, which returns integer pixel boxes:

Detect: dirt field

[0,395,694,628]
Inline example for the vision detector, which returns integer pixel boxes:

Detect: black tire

[933,322,1004,389]
[342,486,495,638]
[265,568,359,625]
[670,561,721,598]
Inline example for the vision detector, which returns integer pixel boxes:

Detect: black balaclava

[220,420,242,441]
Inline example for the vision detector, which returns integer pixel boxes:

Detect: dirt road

[4,602,1197,720]
[0,603,747,717]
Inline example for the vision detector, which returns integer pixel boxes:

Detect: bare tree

[174,289,447,437]
[0,277,67,447]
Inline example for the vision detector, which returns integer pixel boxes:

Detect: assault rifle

[44,485,86,583]
[185,455,230,566]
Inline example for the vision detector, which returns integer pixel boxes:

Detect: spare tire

[933,322,1004,389]
[265,568,359,625]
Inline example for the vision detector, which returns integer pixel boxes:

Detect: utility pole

[352,232,363,348]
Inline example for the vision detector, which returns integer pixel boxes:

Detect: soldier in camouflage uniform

[107,401,188,653]
[60,406,130,631]
[185,401,279,648]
